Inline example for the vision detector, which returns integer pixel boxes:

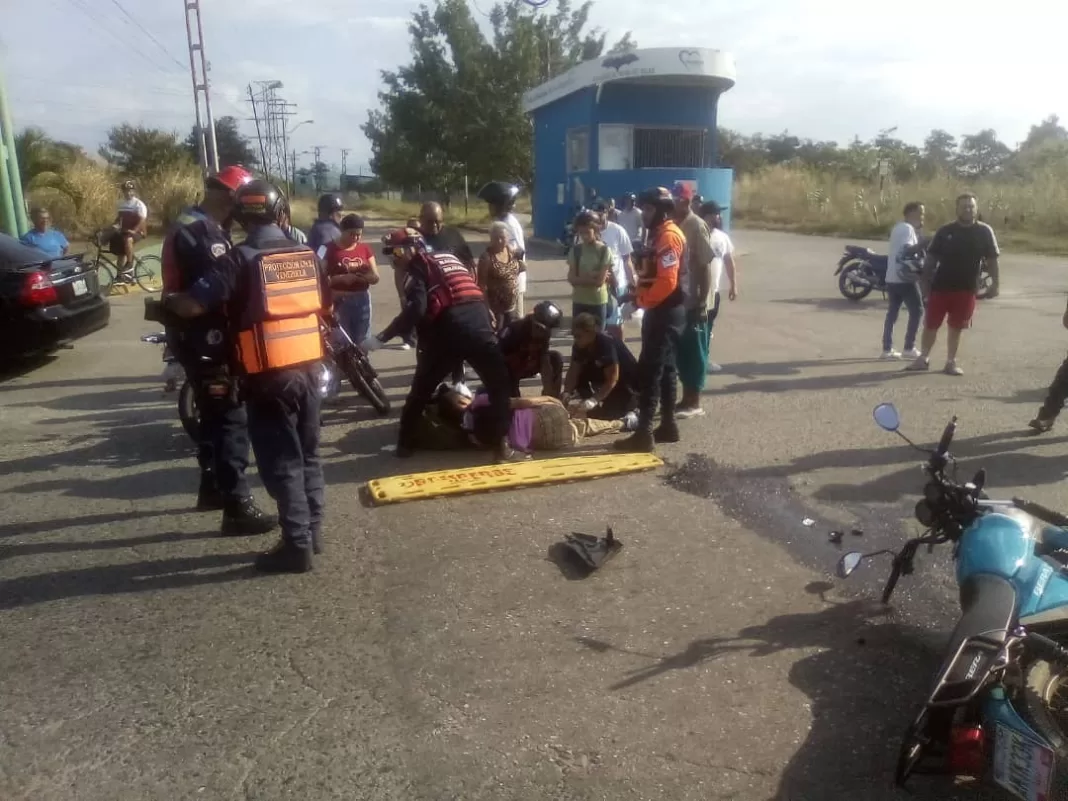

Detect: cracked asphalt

[2,227,1067,800]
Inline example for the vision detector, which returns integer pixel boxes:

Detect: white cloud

[3,0,1065,169]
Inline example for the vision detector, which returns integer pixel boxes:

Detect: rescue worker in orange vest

[163,180,331,574]
[364,227,519,462]
[160,165,275,536]
[614,187,687,453]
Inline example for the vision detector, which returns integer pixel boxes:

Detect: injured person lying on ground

[413,383,637,455]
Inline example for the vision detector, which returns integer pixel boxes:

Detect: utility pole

[247,86,267,170]
[0,64,28,235]
[341,148,349,177]
[312,146,323,193]
[184,0,219,174]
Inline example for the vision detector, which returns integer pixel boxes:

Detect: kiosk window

[566,127,589,173]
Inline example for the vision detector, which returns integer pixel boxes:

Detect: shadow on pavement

[975,386,1046,407]
[0,529,220,560]
[771,296,884,313]
[7,384,172,412]
[713,358,879,380]
[0,508,191,541]
[577,592,976,800]
[711,368,912,396]
[0,551,259,609]
[0,353,58,383]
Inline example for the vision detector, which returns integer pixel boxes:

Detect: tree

[1021,114,1068,151]
[955,129,1011,177]
[919,129,957,176]
[99,124,192,176]
[184,116,259,169]
[363,0,633,192]
[14,127,83,192]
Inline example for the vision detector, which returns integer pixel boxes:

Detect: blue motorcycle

[837,402,1068,798]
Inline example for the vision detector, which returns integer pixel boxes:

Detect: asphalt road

[2,227,1067,801]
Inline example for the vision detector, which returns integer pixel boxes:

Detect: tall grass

[734,164,1068,247]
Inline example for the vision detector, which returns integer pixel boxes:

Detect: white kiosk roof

[522,47,736,114]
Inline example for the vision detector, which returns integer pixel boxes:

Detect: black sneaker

[255,539,312,574]
[653,421,681,444]
[221,497,278,536]
[196,479,225,511]
[613,431,655,453]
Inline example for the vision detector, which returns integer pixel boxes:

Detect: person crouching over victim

[562,312,639,429]
[364,228,520,462]
[497,300,565,397]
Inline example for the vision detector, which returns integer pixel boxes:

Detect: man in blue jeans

[882,202,925,360]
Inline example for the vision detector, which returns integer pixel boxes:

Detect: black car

[0,233,110,362]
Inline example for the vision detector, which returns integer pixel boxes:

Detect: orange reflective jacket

[637,220,686,309]
[234,245,325,375]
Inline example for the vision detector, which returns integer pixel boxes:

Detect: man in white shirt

[881,202,925,360]
[593,204,634,340]
[615,192,643,245]
[700,201,738,375]
[112,180,148,277]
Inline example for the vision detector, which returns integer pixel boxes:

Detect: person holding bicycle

[111,180,148,279]
[159,165,276,537]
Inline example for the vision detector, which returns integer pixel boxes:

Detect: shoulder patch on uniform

[210,243,227,258]
[660,251,679,268]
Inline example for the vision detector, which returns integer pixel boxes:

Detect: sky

[3,0,1065,172]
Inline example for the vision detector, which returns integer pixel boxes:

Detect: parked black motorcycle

[322,317,390,415]
[835,244,995,302]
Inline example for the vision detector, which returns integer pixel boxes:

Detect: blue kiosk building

[522,47,737,241]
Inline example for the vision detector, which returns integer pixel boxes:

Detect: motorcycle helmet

[122,180,136,191]
[381,226,426,257]
[532,300,563,330]
[232,179,285,226]
[477,181,520,210]
[206,165,253,194]
[317,193,344,216]
[637,186,676,228]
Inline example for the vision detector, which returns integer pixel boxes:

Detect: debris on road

[801,517,816,527]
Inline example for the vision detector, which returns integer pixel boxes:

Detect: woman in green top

[566,210,612,327]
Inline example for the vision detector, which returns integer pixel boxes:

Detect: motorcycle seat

[845,245,877,257]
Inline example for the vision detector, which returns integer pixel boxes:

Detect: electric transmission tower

[247,80,296,184]
[184,0,219,174]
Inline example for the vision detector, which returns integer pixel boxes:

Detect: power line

[108,0,188,70]
[9,73,189,97]
[59,0,176,76]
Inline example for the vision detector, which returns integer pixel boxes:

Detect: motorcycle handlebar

[935,417,957,457]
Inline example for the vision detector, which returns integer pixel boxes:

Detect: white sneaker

[399,342,412,351]
[676,406,706,420]
[902,348,921,359]
[881,349,901,360]
[707,362,723,374]
[621,411,639,432]
[944,361,964,376]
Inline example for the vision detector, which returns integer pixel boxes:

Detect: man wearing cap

[670,182,715,419]
[159,167,277,535]
[700,201,738,376]
[367,228,519,462]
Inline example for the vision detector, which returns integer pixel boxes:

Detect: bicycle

[91,229,163,295]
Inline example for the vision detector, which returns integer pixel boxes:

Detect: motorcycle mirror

[873,403,900,432]
[836,551,864,579]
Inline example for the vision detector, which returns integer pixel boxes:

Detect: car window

[0,233,59,270]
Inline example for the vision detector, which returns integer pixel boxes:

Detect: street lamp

[291,119,314,135]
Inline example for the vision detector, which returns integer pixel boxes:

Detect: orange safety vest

[233,244,325,375]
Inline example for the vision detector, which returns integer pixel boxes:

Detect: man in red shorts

[905,193,999,376]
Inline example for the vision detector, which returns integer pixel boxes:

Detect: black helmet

[317,193,343,216]
[233,179,285,226]
[532,300,563,329]
[624,192,637,201]
[477,181,520,209]
[637,187,675,230]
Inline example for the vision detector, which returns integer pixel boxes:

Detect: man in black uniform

[562,311,639,421]
[160,166,275,535]
[365,227,516,461]
[164,180,331,574]
[307,193,344,255]
[498,300,565,397]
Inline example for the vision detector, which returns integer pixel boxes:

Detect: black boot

[221,497,278,536]
[196,473,225,511]
[613,430,655,453]
[653,419,681,444]
[255,539,312,574]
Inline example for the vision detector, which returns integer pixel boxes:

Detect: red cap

[671,181,695,201]
[207,165,253,193]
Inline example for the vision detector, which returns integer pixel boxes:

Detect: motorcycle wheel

[1021,657,1068,789]
[838,261,874,301]
[976,269,996,300]
[339,349,390,415]
[178,379,199,441]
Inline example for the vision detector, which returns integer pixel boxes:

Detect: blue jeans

[882,282,923,352]
[335,293,371,344]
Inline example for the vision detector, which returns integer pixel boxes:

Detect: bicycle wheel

[134,254,163,292]
[96,262,116,296]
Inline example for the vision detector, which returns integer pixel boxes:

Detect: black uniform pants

[507,350,564,398]
[188,362,251,501]
[637,300,685,432]
[1039,352,1068,421]
[399,304,511,450]
[245,366,324,549]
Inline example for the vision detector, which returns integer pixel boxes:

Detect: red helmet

[206,165,253,194]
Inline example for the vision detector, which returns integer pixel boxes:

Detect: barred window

[566,127,589,173]
[633,127,715,169]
